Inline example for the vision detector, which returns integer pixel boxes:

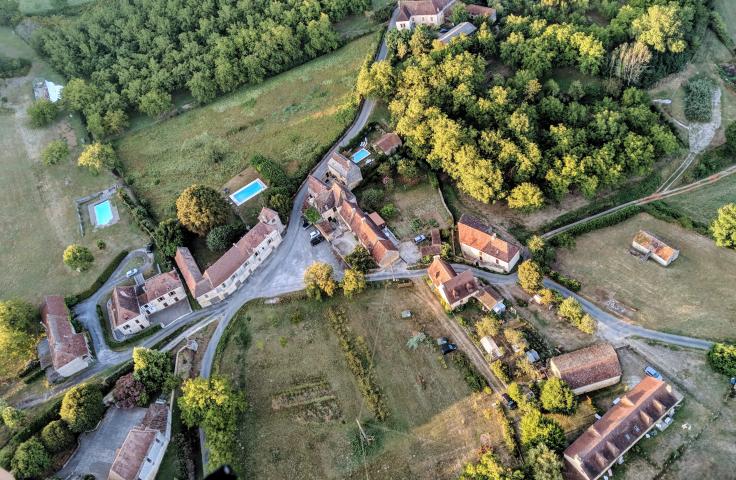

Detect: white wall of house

[56,354,91,378]
[136,430,169,480]
[460,244,520,273]
[114,311,150,336]
[140,286,187,315]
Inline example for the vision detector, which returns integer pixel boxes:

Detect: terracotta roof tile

[175,248,209,297]
[632,230,678,262]
[550,344,622,391]
[140,270,182,305]
[111,286,142,327]
[427,256,456,287]
[373,133,402,155]
[458,214,520,263]
[476,286,503,310]
[368,212,386,229]
[41,296,89,370]
[441,269,479,305]
[464,3,495,17]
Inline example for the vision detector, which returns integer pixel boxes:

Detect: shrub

[519,407,566,452]
[453,352,488,392]
[711,203,736,249]
[96,239,106,250]
[41,139,69,166]
[518,260,543,293]
[490,360,511,383]
[112,372,146,408]
[1,407,25,431]
[540,378,577,414]
[684,75,714,122]
[27,99,59,127]
[360,188,384,211]
[0,55,30,78]
[379,203,397,219]
[250,154,293,193]
[206,223,246,252]
[40,420,75,453]
[153,218,183,257]
[345,246,377,273]
[77,143,118,174]
[726,122,736,155]
[707,343,736,376]
[60,384,105,433]
[710,12,734,51]
[11,437,50,479]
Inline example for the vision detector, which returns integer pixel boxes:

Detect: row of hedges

[547,270,581,292]
[65,250,129,306]
[118,190,156,237]
[642,202,710,236]
[0,398,63,469]
[550,205,643,239]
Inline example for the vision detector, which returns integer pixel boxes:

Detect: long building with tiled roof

[41,295,91,378]
[549,343,622,395]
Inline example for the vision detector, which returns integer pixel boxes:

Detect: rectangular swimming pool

[351,148,370,164]
[93,200,114,226]
[230,179,267,206]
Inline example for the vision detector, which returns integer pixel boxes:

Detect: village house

[176,208,285,307]
[109,270,186,336]
[631,230,679,267]
[549,343,622,395]
[39,295,91,378]
[427,256,480,309]
[108,402,170,480]
[396,0,456,30]
[462,3,497,21]
[475,285,506,315]
[373,132,402,156]
[326,151,362,190]
[564,377,683,480]
[420,228,442,257]
[307,175,400,268]
[457,214,521,273]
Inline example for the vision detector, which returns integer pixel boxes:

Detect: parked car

[437,337,457,355]
[301,216,310,228]
[439,27,449,33]
[125,268,138,278]
[414,234,426,244]
[501,393,517,410]
[309,230,320,240]
[310,234,323,246]
[644,366,663,380]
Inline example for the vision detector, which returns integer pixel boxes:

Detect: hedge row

[0,55,31,78]
[65,250,129,306]
[553,205,643,239]
[118,190,156,238]
[0,398,63,469]
[547,270,581,292]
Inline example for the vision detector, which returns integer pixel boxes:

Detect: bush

[60,384,105,433]
[710,12,734,51]
[452,352,488,392]
[11,437,50,479]
[112,372,146,408]
[547,270,581,292]
[0,55,30,78]
[345,246,377,273]
[490,360,511,383]
[27,99,59,127]
[540,378,577,414]
[41,139,69,166]
[519,407,566,452]
[250,154,294,193]
[1,407,25,431]
[360,187,384,211]
[707,342,736,376]
[0,398,62,470]
[66,250,128,306]
[727,122,736,155]
[206,223,246,252]
[684,75,715,122]
[379,203,397,219]
[41,420,75,453]
[96,239,106,250]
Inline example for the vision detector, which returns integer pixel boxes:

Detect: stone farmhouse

[176,208,285,307]
[39,295,91,378]
[631,230,679,267]
[326,152,362,190]
[564,377,682,480]
[108,402,170,480]
[395,0,496,31]
[306,175,400,268]
[109,270,186,336]
[427,256,480,309]
[458,214,521,273]
[549,343,622,395]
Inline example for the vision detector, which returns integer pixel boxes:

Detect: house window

[169,292,175,296]
[158,296,164,301]
[163,302,168,308]
[124,324,131,330]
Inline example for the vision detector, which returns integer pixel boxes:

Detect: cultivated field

[117,33,380,219]
[555,213,736,341]
[215,285,511,479]
[662,174,736,224]
[0,27,146,303]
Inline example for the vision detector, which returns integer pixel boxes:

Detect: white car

[125,268,138,278]
[309,230,320,240]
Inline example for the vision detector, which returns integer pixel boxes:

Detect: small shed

[480,336,503,358]
[526,349,540,363]
[401,310,412,318]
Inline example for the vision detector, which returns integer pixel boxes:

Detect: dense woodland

[37,0,370,137]
[358,0,707,208]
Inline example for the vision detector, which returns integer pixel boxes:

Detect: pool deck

[229,178,268,206]
[88,199,120,229]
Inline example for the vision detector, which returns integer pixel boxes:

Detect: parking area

[149,298,192,327]
[58,406,148,479]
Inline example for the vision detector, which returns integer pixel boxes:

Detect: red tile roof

[550,344,622,392]
[109,403,169,480]
[41,296,89,370]
[442,269,480,305]
[564,377,682,480]
[175,247,209,297]
[111,285,142,327]
[338,198,398,266]
[632,230,678,263]
[368,212,386,229]
[458,214,520,263]
[373,133,402,155]
[476,286,503,310]
[139,270,182,305]
[258,207,280,226]
[428,256,456,288]
[203,222,276,288]
[464,3,495,17]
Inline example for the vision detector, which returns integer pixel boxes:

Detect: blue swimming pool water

[230,179,267,205]
[94,200,114,226]
[351,148,370,164]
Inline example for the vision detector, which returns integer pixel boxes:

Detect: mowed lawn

[663,174,736,224]
[117,33,380,219]
[0,27,146,303]
[555,213,736,341]
[216,285,509,480]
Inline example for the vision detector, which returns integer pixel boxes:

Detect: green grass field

[663,174,736,224]
[116,33,380,219]
[0,27,147,303]
[215,285,511,479]
[556,213,736,341]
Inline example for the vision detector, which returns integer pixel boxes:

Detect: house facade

[41,296,91,378]
[631,230,679,266]
[326,151,362,190]
[458,214,521,272]
[396,0,456,30]
[549,343,622,395]
[564,377,682,480]
[427,256,480,309]
[109,402,170,480]
[176,208,284,306]
[138,270,187,316]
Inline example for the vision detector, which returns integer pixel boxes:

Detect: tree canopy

[132,347,174,403]
[176,184,231,236]
[11,437,50,479]
[304,262,338,299]
[341,269,366,297]
[77,143,118,174]
[0,300,40,380]
[707,342,736,376]
[63,244,95,272]
[153,218,185,258]
[60,383,105,433]
[711,203,736,249]
[540,377,577,414]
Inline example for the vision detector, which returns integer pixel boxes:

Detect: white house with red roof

[458,214,521,272]
[40,296,91,378]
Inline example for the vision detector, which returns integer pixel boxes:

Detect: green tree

[711,203,736,249]
[41,139,69,166]
[103,109,128,134]
[360,188,384,211]
[342,269,366,298]
[11,437,50,479]
[519,407,566,452]
[490,360,511,383]
[206,223,245,252]
[176,184,230,236]
[540,377,577,414]
[345,245,377,273]
[304,262,337,299]
[726,122,736,155]
[0,300,39,379]
[450,3,469,24]
[0,0,20,26]
[153,218,184,258]
[41,420,75,453]
[460,450,524,480]
[304,207,321,224]
[138,89,172,117]
[1,406,25,430]
[60,384,105,433]
[558,296,583,321]
[397,158,419,180]
[27,99,59,127]
[133,347,173,402]
[507,183,544,211]
[77,143,118,174]
[525,443,564,480]
[380,203,397,219]
[506,382,524,405]
[518,260,543,293]
[567,80,585,101]
[476,316,502,338]
[63,244,94,272]
[632,3,688,53]
[708,342,736,376]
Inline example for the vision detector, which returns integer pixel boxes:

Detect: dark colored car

[437,337,457,354]
[302,216,310,228]
[501,393,517,410]
[310,234,323,246]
